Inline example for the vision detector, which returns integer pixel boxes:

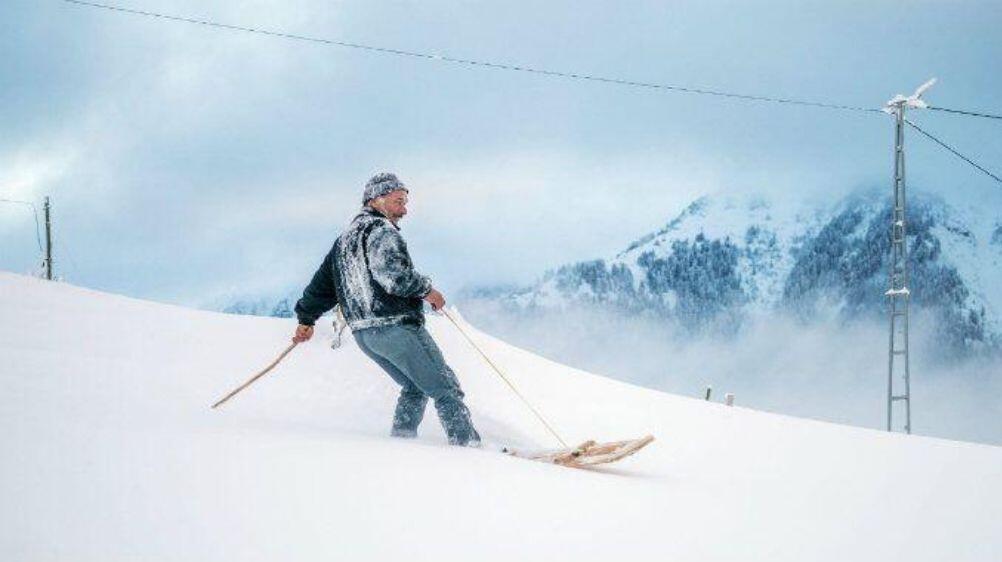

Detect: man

[292,172,481,447]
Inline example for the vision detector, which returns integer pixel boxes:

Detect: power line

[905,119,1002,185]
[927,106,1002,121]
[54,4,1002,185]
[62,0,882,114]
[58,236,83,279]
[0,198,44,252]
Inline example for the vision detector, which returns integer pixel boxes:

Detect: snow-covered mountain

[219,295,296,318]
[492,190,1001,352]
[3,272,1002,561]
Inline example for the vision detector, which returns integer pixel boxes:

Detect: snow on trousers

[353,323,480,446]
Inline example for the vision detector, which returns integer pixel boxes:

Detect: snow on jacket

[295,207,432,331]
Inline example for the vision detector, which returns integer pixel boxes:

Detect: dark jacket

[293,243,342,327]
[295,207,431,330]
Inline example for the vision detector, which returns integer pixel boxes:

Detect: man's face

[374,190,408,223]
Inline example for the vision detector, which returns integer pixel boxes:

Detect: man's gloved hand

[292,324,314,343]
[423,288,446,311]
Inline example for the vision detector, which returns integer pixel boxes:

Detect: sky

[2,0,1001,306]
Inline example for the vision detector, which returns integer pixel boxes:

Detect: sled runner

[505,435,655,468]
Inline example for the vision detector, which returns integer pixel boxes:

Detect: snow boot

[435,395,481,447]
[391,388,427,438]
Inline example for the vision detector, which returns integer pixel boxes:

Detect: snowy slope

[2,272,1001,561]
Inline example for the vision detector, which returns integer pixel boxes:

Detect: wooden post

[43,196,52,280]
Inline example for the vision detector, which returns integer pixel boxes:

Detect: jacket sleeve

[365,224,433,299]
[294,245,341,326]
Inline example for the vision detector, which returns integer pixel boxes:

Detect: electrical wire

[905,119,1002,185]
[0,198,44,252]
[62,0,882,114]
[927,106,1002,122]
[53,5,1002,193]
[59,236,83,280]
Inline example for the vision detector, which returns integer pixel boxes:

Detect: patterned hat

[363,172,408,204]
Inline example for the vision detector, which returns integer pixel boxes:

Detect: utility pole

[883,78,935,434]
[43,196,53,280]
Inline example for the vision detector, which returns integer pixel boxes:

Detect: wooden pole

[43,197,52,280]
[211,342,298,409]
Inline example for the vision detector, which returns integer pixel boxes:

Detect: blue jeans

[354,323,480,446]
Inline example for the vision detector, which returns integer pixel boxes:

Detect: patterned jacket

[295,207,431,331]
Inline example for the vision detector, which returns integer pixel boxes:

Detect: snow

[930,197,1002,338]
[3,271,1001,561]
[886,79,936,110]
[613,193,826,310]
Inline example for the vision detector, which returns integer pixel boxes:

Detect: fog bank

[459,301,1002,446]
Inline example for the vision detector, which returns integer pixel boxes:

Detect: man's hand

[292,324,314,343]
[423,288,446,311]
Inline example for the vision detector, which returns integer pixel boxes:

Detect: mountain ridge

[484,189,999,353]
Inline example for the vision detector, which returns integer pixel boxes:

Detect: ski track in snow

[2,272,1001,561]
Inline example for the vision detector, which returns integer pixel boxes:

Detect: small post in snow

[43,196,53,280]
[704,385,712,401]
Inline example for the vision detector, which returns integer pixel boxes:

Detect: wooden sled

[506,435,655,468]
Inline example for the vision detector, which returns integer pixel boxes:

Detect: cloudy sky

[2,0,1001,306]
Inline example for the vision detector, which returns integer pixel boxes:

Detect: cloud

[392,145,725,287]
[458,301,1002,446]
[0,144,79,202]
[4,0,1001,307]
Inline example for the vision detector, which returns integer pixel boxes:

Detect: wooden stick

[211,342,298,409]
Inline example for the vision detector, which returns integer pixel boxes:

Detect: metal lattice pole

[883,78,934,434]
[886,102,911,433]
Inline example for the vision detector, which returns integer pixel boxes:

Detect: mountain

[488,190,1001,353]
[4,272,1002,560]
[220,295,296,318]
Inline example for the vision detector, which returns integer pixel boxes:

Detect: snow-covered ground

[2,272,1000,561]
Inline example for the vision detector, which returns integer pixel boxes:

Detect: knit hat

[363,172,408,204]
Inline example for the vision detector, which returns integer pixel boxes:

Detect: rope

[441,308,568,447]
